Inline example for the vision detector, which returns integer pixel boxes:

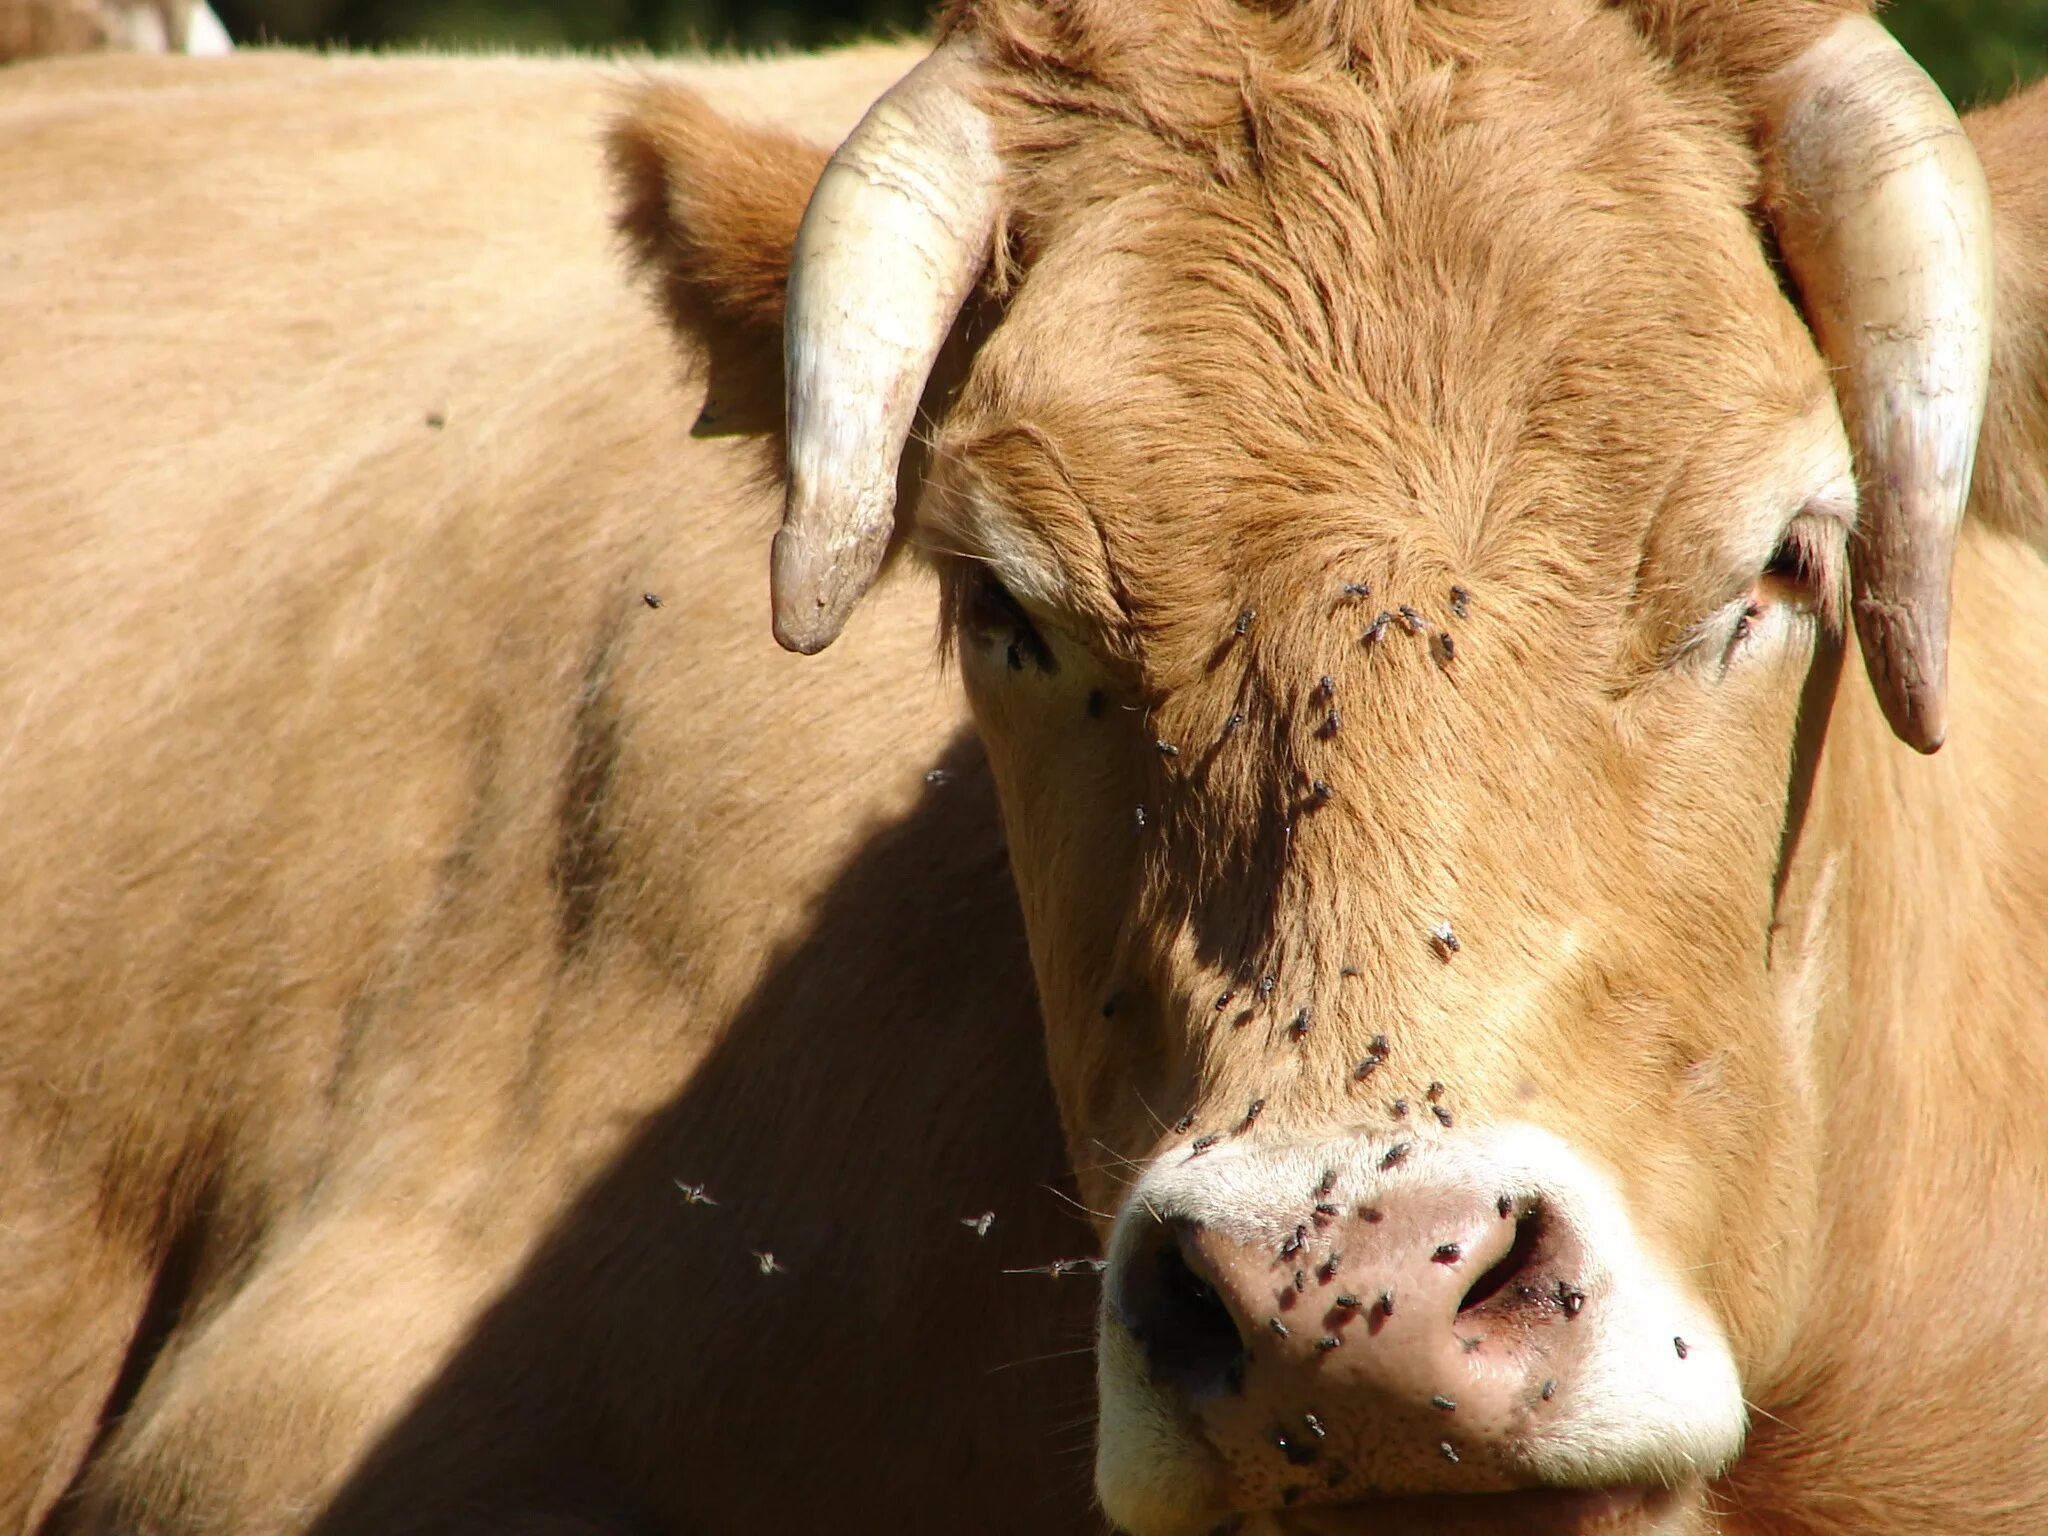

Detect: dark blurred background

[209,0,2046,109]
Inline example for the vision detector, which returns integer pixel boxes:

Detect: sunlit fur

[913,5,2048,1531]
[2,10,2046,1536]
[0,46,1101,1536]
[909,4,2048,1531]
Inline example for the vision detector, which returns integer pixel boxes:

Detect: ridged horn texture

[1759,15,1995,753]
[774,40,1000,654]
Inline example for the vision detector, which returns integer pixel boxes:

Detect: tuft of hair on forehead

[955,0,1761,207]
[938,0,1814,693]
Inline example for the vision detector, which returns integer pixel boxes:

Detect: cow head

[615,3,1992,1531]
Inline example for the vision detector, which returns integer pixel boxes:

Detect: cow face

[616,0,1991,1529]
[914,9,1852,1533]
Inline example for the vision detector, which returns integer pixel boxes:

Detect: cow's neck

[1726,512,2048,1535]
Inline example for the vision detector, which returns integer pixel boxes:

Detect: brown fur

[609,88,825,440]
[902,6,2048,1531]
[2,7,2045,1536]
[1608,0,1866,85]
[0,45,1095,1536]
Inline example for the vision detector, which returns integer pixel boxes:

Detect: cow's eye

[1756,514,1843,621]
[962,568,1056,675]
[1762,521,1827,595]
[1674,513,1844,675]
[1764,534,1808,583]
[1719,514,1844,666]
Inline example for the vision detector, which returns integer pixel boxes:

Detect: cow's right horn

[774,39,1000,655]
[1759,16,1995,754]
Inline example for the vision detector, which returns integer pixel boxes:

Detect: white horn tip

[1852,590,1950,754]
[774,37,997,654]
[1763,13,1992,756]
[769,506,892,655]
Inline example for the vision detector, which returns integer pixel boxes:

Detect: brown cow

[0,43,1098,1536]
[718,6,2048,1530]
[2,7,2045,1536]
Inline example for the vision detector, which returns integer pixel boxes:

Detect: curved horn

[1759,16,1994,753]
[774,40,1000,654]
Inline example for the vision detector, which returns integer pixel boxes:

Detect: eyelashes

[1670,513,1847,675]
[1759,515,1845,632]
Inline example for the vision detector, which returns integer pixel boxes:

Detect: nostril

[1458,1206,1545,1315]
[1116,1220,1247,1400]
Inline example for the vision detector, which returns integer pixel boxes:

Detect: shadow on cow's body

[42,731,1102,1536]
[285,732,1101,1536]
[0,45,1092,1536]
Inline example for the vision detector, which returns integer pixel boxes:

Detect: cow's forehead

[944,0,1834,685]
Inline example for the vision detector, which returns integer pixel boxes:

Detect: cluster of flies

[1120,580,1472,1055]
[984,588,1490,1291]
[1245,1154,1692,1491]
[955,1208,1111,1279]
[1161,584,1475,1162]
[1252,1161,1592,1483]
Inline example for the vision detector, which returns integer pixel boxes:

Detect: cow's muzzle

[1093,1125,1741,1534]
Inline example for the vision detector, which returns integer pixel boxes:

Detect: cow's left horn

[1759,16,1994,753]
[774,40,1000,654]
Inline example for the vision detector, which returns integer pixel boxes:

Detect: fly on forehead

[766,8,2014,1534]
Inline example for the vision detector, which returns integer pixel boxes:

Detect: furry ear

[608,85,830,441]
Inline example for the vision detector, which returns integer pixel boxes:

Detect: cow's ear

[607,85,829,442]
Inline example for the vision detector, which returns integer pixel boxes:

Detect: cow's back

[0,50,1095,1534]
